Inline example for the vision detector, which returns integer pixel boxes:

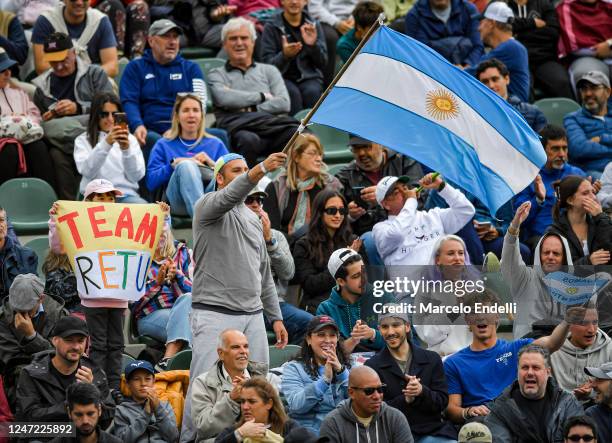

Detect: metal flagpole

[281,13,386,153]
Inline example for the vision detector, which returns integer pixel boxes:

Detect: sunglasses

[245,196,264,205]
[567,435,595,442]
[100,111,115,118]
[324,206,347,216]
[351,384,386,395]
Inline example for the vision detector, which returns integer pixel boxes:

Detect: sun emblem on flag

[425,89,460,120]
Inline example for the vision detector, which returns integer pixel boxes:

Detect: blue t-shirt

[32,12,116,65]
[443,338,533,407]
[145,136,230,191]
[466,38,530,102]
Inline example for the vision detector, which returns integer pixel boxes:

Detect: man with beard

[50,383,121,443]
[15,316,114,429]
[513,125,588,251]
[485,344,583,442]
[585,362,612,442]
[335,134,423,236]
[551,306,612,402]
[319,365,414,443]
[564,71,612,179]
[365,305,457,442]
[444,291,572,425]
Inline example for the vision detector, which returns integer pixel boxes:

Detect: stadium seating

[166,349,192,371]
[0,178,57,235]
[534,97,581,127]
[269,344,301,369]
[24,237,50,277]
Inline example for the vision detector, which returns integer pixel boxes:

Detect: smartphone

[352,186,367,208]
[113,112,128,130]
[474,221,492,230]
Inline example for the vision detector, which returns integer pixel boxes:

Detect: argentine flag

[310,26,546,215]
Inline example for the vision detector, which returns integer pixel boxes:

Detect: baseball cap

[584,362,612,380]
[125,360,156,380]
[458,422,493,443]
[148,19,184,37]
[348,134,373,147]
[378,303,410,324]
[328,248,361,278]
[576,70,610,89]
[43,32,73,63]
[247,176,270,198]
[306,315,339,334]
[83,179,123,200]
[375,175,411,205]
[9,274,44,312]
[0,48,17,72]
[213,153,246,189]
[480,2,514,23]
[51,316,90,338]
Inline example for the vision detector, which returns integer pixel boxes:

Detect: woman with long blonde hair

[132,228,194,370]
[145,93,229,216]
[263,133,342,240]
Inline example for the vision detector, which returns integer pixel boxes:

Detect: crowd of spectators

[0,0,611,442]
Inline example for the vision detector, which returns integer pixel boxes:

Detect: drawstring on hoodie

[356,417,380,443]
[518,4,528,18]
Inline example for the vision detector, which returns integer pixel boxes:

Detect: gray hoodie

[501,231,574,339]
[111,398,178,443]
[550,329,612,393]
[191,173,282,321]
[319,399,414,443]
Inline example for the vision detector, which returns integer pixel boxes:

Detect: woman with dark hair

[547,175,612,265]
[293,188,361,312]
[215,376,313,443]
[264,133,342,240]
[281,315,350,434]
[146,93,229,216]
[74,92,146,203]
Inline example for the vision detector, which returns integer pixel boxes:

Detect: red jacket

[556,0,612,57]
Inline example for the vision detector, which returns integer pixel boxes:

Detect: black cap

[306,315,339,334]
[51,316,89,338]
[348,133,373,146]
[43,32,73,62]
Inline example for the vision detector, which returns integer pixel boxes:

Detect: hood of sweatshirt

[533,231,574,274]
[561,329,611,357]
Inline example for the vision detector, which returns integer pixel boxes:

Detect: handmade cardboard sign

[55,201,164,301]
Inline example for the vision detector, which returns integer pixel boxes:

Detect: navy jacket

[405,0,483,66]
[507,95,547,132]
[260,10,328,83]
[564,106,612,174]
[365,341,457,440]
[0,237,37,299]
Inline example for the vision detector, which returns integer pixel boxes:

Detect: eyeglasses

[324,207,347,216]
[245,196,264,205]
[351,385,386,395]
[578,84,605,93]
[100,111,114,118]
[567,434,595,442]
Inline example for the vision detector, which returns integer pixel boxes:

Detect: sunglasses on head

[351,384,386,395]
[324,206,347,216]
[245,195,264,205]
[567,435,595,442]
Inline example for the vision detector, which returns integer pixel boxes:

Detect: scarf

[288,177,316,236]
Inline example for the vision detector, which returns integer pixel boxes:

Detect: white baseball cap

[375,176,411,205]
[481,2,514,23]
[83,179,123,200]
[328,248,361,278]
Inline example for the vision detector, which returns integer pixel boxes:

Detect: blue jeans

[265,301,313,345]
[166,161,204,217]
[116,194,148,204]
[137,293,192,345]
[414,436,457,443]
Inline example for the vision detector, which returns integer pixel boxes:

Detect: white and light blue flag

[310,26,546,215]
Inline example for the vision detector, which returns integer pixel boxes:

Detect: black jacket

[16,350,115,428]
[509,0,560,66]
[0,236,37,299]
[335,150,423,235]
[260,10,327,83]
[364,341,456,440]
[547,211,612,266]
[49,427,122,443]
[214,419,313,443]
